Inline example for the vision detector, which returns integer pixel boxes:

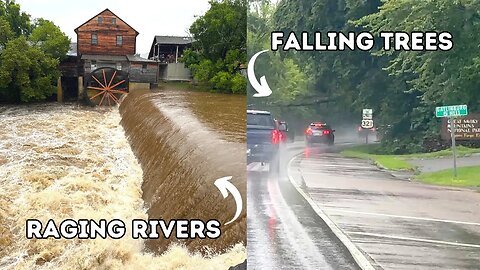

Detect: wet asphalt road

[247,143,359,270]
[290,146,480,269]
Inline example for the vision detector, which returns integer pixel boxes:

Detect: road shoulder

[287,153,378,270]
[290,151,480,269]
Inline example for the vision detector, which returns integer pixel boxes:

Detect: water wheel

[85,67,129,106]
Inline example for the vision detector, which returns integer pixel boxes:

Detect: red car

[305,122,335,145]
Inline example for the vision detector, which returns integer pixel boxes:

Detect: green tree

[247,0,311,104]
[0,37,60,102]
[248,0,385,131]
[182,0,247,94]
[190,0,246,61]
[0,0,31,37]
[30,19,70,60]
[266,0,480,153]
[0,0,70,103]
[0,17,13,48]
[356,0,480,152]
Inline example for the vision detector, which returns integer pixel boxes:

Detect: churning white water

[0,103,245,269]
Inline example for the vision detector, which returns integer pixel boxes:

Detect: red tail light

[323,130,331,135]
[272,130,280,144]
[305,128,313,135]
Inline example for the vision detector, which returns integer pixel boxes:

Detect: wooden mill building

[59,8,158,101]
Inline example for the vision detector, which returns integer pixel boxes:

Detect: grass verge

[416,166,480,187]
[341,145,414,171]
[407,146,480,159]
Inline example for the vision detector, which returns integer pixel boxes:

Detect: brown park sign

[441,113,480,141]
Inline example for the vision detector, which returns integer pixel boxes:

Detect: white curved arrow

[214,176,243,225]
[248,50,272,97]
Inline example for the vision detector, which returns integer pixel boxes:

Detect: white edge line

[323,208,480,227]
[287,153,376,270]
[346,232,480,249]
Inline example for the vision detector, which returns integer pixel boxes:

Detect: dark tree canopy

[0,0,70,103]
[249,0,480,153]
[182,0,247,94]
[30,19,70,61]
[0,0,31,37]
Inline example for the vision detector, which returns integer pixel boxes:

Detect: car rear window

[247,113,274,127]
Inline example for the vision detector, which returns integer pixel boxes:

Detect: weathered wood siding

[82,60,129,75]
[59,56,81,77]
[129,63,157,83]
[76,10,137,56]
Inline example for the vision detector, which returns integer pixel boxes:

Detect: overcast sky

[16,0,211,55]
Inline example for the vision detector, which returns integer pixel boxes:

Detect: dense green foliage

[30,19,70,60]
[0,0,69,103]
[182,0,247,94]
[249,0,480,153]
[247,0,317,126]
[0,0,30,37]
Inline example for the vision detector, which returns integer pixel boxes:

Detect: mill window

[116,35,123,46]
[91,33,98,45]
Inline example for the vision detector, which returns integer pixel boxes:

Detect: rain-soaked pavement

[289,146,480,269]
[247,143,359,270]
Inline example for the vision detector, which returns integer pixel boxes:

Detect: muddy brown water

[0,101,245,269]
[119,89,246,254]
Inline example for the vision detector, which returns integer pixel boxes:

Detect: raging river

[0,89,246,269]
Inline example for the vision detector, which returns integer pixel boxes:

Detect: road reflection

[247,143,359,269]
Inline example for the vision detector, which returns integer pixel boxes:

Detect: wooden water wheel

[85,67,129,106]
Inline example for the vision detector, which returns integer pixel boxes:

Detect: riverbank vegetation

[248,0,480,153]
[182,0,247,94]
[0,0,70,103]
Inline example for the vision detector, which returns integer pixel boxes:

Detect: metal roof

[154,36,193,45]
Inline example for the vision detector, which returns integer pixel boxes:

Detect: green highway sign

[435,105,468,118]
[436,105,469,178]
